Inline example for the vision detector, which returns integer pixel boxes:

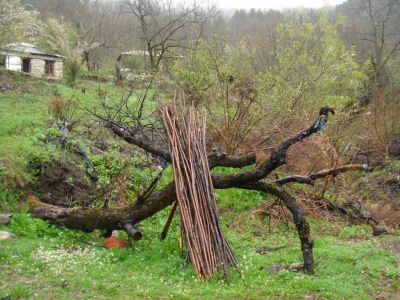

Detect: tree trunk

[28,183,176,238]
[83,51,91,71]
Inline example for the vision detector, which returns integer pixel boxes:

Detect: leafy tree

[172,12,365,153]
[257,11,366,123]
[0,0,38,48]
[38,17,99,85]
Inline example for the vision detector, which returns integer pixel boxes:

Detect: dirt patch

[373,272,400,300]
[28,161,97,207]
[380,237,400,255]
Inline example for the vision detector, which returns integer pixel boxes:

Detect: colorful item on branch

[314,106,336,131]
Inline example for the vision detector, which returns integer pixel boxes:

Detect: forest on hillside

[0,0,399,299]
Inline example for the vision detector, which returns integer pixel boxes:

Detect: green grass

[0,87,49,185]
[0,70,157,186]
[0,212,399,299]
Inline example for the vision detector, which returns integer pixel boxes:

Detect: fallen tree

[28,106,372,275]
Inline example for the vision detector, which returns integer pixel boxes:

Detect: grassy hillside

[0,69,142,186]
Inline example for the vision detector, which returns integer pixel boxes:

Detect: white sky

[216,0,346,10]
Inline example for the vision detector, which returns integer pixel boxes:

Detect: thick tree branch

[212,123,318,188]
[110,123,171,161]
[109,123,257,168]
[237,182,314,274]
[28,183,177,236]
[208,148,257,169]
[275,164,372,185]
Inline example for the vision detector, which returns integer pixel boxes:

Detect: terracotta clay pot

[104,236,126,249]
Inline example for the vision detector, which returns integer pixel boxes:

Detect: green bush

[26,151,51,177]
[10,212,56,238]
[0,186,21,212]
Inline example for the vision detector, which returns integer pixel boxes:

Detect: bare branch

[274,164,373,185]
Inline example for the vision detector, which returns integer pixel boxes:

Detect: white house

[0,43,63,79]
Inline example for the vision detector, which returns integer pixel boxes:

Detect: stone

[287,262,304,272]
[0,214,12,225]
[372,226,389,236]
[266,264,282,274]
[0,231,16,240]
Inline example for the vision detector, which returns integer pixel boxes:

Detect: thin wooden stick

[160,201,178,240]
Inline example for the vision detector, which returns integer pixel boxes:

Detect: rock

[372,226,389,236]
[265,262,304,273]
[266,264,282,274]
[0,231,16,240]
[287,262,304,272]
[255,245,288,254]
[0,214,12,224]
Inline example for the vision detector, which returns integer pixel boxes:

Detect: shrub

[0,186,21,212]
[10,211,92,241]
[26,151,50,177]
[48,96,76,121]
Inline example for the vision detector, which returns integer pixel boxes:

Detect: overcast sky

[216,0,346,10]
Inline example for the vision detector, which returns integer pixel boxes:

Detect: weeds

[0,186,21,212]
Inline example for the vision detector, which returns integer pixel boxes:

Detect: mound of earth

[29,161,97,207]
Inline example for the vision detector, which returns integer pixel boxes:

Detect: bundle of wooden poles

[161,103,239,281]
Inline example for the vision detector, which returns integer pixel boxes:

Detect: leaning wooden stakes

[161,104,239,281]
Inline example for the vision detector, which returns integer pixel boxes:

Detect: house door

[45,60,55,76]
[22,58,31,73]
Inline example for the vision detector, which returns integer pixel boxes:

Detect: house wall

[3,53,63,79]
[54,61,63,79]
[31,58,45,77]
[5,56,22,71]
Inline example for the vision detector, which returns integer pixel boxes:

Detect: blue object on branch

[314,120,326,131]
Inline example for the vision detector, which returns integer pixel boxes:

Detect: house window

[22,58,31,73]
[45,60,55,76]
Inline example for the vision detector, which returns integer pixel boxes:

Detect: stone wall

[54,61,63,79]
[4,54,63,79]
[31,58,45,77]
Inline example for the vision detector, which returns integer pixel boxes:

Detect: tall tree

[338,0,400,83]
[121,0,211,70]
[38,17,99,85]
[0,0,38,48]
